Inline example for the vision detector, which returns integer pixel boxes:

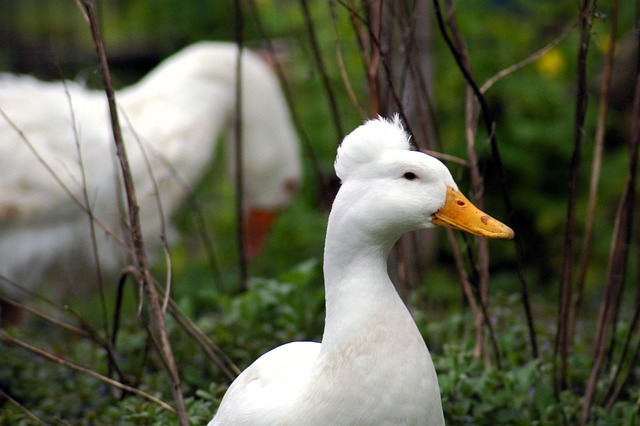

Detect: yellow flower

[536,49,566,77]
[597,35,612,54]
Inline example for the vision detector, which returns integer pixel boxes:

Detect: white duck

[209,116,513,425]
[0,42,300,295]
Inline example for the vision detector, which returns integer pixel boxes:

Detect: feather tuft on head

[335,114,411,181]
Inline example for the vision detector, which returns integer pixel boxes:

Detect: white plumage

[0,42,301,296]
[209,116,513,425]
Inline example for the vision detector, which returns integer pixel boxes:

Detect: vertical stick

[78,2,187,424]
[432,0,538,359]
[580,46,640,426]
[554,0,594,397]
[248,0,331,202]
[300,0,344,139]
[569,0,619,357]
[234,0,248,288]
[446,0,492,365]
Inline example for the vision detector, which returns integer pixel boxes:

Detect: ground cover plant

[0,0,639,425]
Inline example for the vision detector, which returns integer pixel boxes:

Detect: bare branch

[481,20,578,94]
[246,0,332,208]
[0,332,176,414]
[570,0,620,354]
[0,107,130,255]
[580,18,640,425]
[432,0,538,359]
[300,0,345,139]
[61,78,111,342]
[0,294,90,338]
[234,0,248,287]
[328,0,368,119]
[77,1,187,423]
[0,384,46,425]
[554,0,596,397]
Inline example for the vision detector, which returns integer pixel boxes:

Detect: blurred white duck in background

[0,42,301,297]
[209,116,513,425]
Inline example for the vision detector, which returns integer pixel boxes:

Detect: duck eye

[403,172,418,181]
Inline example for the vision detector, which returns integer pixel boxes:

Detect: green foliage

[432,311,640,426]
[201,258,325,369]
[4,283,638,425]
[437,343,640,426]
[0,259,323,424]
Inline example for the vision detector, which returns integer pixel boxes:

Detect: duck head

[334,115,514,242]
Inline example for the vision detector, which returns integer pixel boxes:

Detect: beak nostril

[432,185,514,239]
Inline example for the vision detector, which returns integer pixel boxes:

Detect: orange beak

[243,208,278,258]
[432,186,514,239]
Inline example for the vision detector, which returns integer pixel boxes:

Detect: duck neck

[320,196,406,349]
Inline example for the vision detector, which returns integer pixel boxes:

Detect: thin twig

[115,110,174,312]
[0,274,128,385]
[111,266,142,348]
[360,0,383,116]
[480,20,578,94]
[300,0,345,139]
[0,332,175,414]
[128,129,225,290]
[342,0,372,107]
[234,0,248,287]
[402,0,441,152]
[446,230,484,347]
[580,33,640,426]
[78,1,187,423]
[441,0,492,365]
[328,0,368,119]
[161,245,172,313]
[61,77,111,342]
[0,107,131,255]
[603,197,640,410]
[0,385,46,425]
[554,0,595,397]
[246,0,331,208]
[604,295,640,409]
[118,108,172,266]
[432,0,538,359]
[569,0,619,351]
[110,268,239,381]
[339,0,415,137]
[420,149,468,166]
[0,295,90,338]
[161,293,241,381]
[460,232,503,369]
